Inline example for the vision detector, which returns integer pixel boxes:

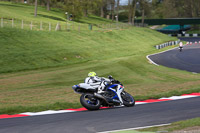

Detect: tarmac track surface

[0,97,200,133]
[149,37,200,73]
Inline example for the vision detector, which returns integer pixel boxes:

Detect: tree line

[4,0,200,22]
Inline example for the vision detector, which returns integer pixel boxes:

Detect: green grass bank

[111,118,200,133]
[0,1,118,31]
[1,1,200,115]
[1,26,200,114]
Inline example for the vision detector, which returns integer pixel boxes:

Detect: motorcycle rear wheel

[80,93,101,111]
[121,91,135,107]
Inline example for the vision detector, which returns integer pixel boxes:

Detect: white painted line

[97,123,171,133]
[192,72,198,74]
[21,110,75,116]
[146,55,159,66]
[162,95,197,100]
[135,102,148,105]
[146,41,181,66]
[146,47,178,66]
[18,94,199,117]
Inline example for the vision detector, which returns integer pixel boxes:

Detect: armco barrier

[155,40,180,49]
[169,34,200,37]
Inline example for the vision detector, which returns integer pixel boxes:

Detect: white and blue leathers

[84,76,111,93]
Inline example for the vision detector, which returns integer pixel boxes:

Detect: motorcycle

[179,46,183,52]
[72,76,135,111]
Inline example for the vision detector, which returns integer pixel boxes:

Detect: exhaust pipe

[94,93,114,105]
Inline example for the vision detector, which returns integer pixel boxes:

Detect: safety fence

[0,18,148,32]
[169,33,200,37]
[155,40,180,49]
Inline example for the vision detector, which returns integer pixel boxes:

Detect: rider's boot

[97,86,105,94]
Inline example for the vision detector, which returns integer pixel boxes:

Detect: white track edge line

[146,43,181,66]
[19,95,199,116]
[21,110,75,116]
[97,123,171,133]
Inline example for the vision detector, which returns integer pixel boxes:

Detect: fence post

[21,20,24,29]
[30,21,33,30]
[67,23,70,31]
[55,22,58,31]
[55,22,61,31]
[49,22,51,31]
[1,18,3,28]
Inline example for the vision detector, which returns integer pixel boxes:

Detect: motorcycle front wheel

[121,91,135,107]
[80,93,101,111]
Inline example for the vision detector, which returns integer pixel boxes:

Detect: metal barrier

[155,40,180,49]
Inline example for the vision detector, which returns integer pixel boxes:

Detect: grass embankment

[0,1,66,23]
[1,27,200,114]
[1,1,200,115]
[0,1,114,24]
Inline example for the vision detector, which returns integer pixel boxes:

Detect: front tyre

[121,91,135,107]
[80,93,101,111]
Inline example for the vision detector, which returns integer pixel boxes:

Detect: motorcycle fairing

[107,84,124,104]
[72,83,97,93]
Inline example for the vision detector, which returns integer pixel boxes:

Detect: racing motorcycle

[179,46,183,52]
[72,76,135,111]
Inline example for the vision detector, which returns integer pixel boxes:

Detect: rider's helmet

[88,72,97,77]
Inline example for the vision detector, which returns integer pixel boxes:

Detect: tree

[183,0,200,18]
[34,0,38,17]
[110,0,115,21]
[128,0,137,24]
[81,0,102,17]
[100,0,106,18]
[46,0,50,11]
[116,0,120,22]
[151,0,200,18]
[131,0,137,24]
[63,0,83,19]
[139,0,149,25]
[81,0,90,17]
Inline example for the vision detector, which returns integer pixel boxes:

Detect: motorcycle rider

[85,72,112,94]
[179,41,183,52]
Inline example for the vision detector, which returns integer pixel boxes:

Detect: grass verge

[1,26,200,114]
[111,118,200,133]
[139,117,200,133]
[0,88,199,115]
[0,102,81,115]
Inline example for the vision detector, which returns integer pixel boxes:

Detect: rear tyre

[80,93,101,111]
[121,91,135,107]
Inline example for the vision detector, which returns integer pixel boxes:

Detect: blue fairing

[108,84,118,90]
[107,84,119,100]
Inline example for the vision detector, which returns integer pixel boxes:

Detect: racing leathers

[84,76,111,93]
